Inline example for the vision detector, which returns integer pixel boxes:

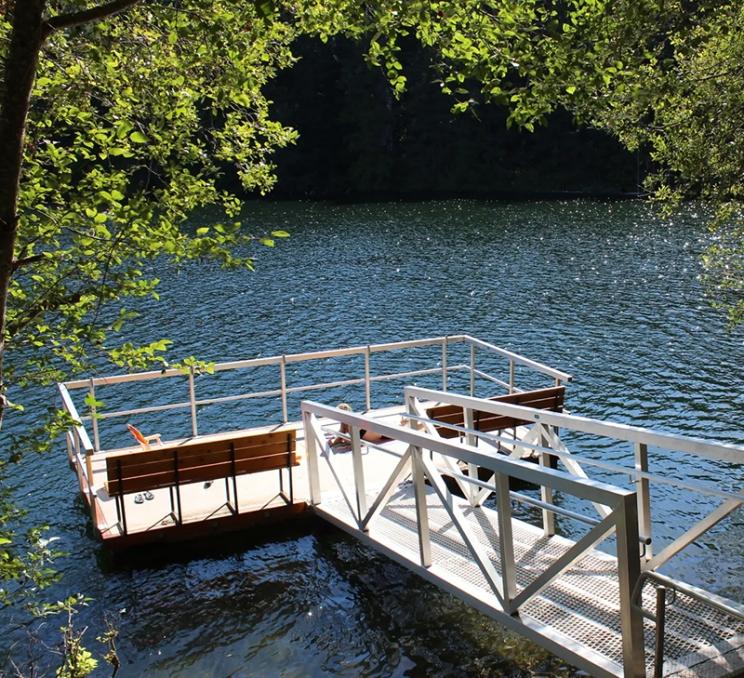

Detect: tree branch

[11,253,45,271]
[6,288,84,337]
[43,0,143,38]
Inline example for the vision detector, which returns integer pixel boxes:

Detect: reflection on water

[2,200,743,675]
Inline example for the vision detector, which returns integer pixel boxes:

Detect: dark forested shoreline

[264,37,643,200]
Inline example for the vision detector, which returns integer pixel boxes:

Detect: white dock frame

[57,335,569,497]
[301,391,744,678]
[56,335,744,676]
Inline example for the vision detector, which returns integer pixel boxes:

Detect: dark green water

[2,200,743,676]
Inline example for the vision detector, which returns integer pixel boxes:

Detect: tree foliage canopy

[1,0,743,671]
[1,1,303,394]
[2,0,743,404]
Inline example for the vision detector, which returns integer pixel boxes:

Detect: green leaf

[129,131,149,144]
[256,0,275,18]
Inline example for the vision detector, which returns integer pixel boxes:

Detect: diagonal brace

[646,499,742,571]
[360,446,413,531]
[420,453,506,608]
[545,427,612,519]
[510,512,617,611]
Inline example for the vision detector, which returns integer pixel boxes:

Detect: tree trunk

[0,0,47,425]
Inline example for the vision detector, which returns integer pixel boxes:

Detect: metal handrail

[404,386,744,464]
[58,383,94,454]
[304,400,630,505]
[62,335,570,389]
[82,365,470,422]
[404,386,744,579]
[58,335,572,456]
[400,410,744,503]
[633,570,744,624]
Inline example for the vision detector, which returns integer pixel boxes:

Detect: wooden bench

[426,386,566,439]
[105,426,298,534]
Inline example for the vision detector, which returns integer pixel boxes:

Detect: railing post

[539,425,556,537]
[303,411,321,505]
[364,345,371,411]
[654,586,667,678]
[463,407,478,506]
[508,359,515,393]
[634,442,653,561]
[412,446,432,567]
[469,343,476,396]
[65,431,73,465]
[441,336,448,392]
[495,472,517,611]
[615,492,646,677]
[85,450,94,494]
[188,367,198,437]
[88,378,100,452]
[280,355,288,423]
[350,425,368,527]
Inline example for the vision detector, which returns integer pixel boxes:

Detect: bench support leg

[278,468,291,505]
[224,476,237,515]
[116,494,128,536]
[172,450,183,526]
[224,443,238,515]
[174,485,182,525]
[168,486,177,524]
[116,460,128,535]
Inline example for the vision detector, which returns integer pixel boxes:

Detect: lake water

[2,200,743,676]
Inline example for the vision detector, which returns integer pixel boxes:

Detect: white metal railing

[403,385,744,569]
[59,378,95,494]
[301,400,647,677]
[57,335,571,488]
[402,386,744,674]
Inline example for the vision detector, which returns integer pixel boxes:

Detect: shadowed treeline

[264,37,643,199]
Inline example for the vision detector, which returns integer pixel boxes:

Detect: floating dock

[58,335,744,677]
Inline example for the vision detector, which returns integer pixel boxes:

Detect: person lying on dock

[328,403,387,447]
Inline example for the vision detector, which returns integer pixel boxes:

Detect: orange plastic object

[127,423,149,447]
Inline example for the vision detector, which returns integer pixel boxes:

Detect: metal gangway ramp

[302,388,744,678]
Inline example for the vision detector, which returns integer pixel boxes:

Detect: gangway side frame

[403,385,744,572]
[401,386,744,676]
[302,400,647,677]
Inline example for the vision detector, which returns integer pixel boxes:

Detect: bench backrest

[426,386,565,439]
[106,428,297,497]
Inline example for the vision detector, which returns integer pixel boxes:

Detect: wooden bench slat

[426,386,566,438]
[107,452,299,495]
[106,428,297,496]
[106,431,296,469]
[106,447,299,487]
[105,438,297,476]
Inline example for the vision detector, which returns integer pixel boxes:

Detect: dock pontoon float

[59,335,744,677]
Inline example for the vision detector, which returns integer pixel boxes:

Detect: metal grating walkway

[315,482,744,678]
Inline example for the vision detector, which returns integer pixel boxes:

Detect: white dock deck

[81,409,410,541]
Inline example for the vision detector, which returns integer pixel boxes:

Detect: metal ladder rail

[632,570,744,677]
